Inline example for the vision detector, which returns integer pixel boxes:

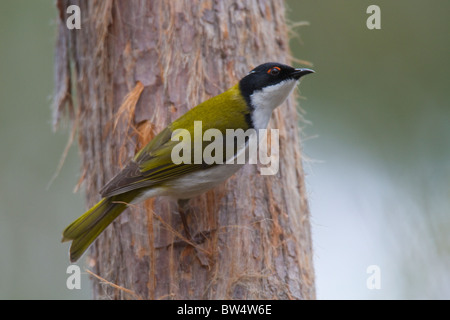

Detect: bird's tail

[62,194,134,262]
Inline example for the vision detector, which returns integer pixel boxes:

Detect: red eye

[268,67,281,76]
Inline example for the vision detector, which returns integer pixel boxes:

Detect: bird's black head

[239,62,314,104]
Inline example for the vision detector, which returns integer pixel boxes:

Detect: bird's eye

[268,67,281,76]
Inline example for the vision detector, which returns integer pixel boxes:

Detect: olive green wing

[99,126,211,198]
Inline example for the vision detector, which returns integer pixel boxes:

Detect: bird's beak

[291,68,315,80]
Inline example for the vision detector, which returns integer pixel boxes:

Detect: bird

[62,62,314,262]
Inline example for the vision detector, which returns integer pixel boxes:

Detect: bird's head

[239,62,314,128]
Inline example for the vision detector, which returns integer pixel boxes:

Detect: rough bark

[55,0,315,300]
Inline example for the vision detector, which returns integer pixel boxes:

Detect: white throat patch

[249,79,297,129]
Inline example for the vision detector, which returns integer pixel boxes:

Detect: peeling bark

[55,0,315,300]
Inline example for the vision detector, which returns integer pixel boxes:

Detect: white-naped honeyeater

[62,62,314,262]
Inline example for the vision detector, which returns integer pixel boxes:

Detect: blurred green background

[0,0,449,299]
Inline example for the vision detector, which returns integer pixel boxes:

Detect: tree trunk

[54,0,315,300]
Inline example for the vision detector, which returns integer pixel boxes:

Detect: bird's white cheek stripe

[250,79,297,129]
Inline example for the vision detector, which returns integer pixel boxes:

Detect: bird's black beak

[291,68,315,80]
